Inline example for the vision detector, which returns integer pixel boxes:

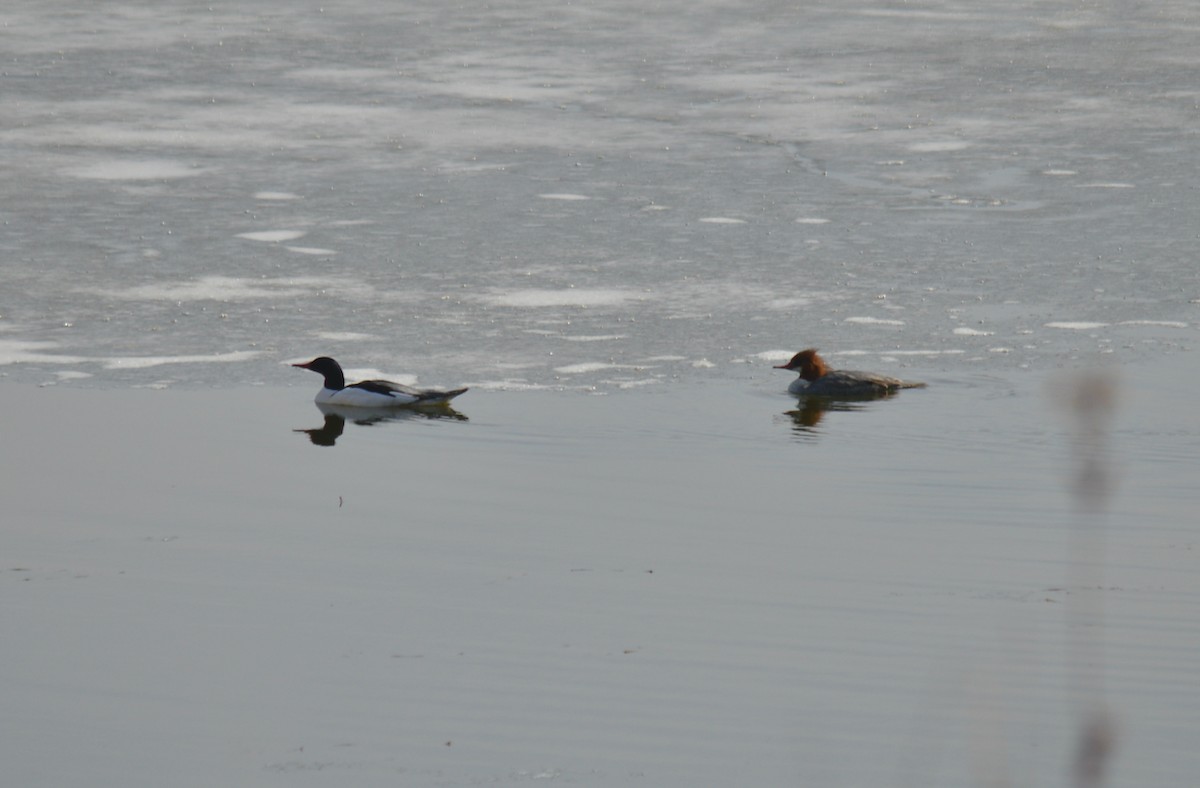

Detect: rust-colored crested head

[773,348,829,381]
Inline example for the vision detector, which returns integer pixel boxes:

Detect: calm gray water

[4,372,1198,786]
[2,2,1198,786]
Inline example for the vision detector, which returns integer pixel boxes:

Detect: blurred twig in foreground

[1053,370,1119,788]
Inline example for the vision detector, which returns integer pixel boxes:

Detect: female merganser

[774,348,925,397]
[293,356,467,407]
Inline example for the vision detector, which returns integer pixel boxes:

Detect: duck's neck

[321,368,346,390]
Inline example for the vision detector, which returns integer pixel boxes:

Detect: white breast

[315,387,418,407]
[787,377,810,395]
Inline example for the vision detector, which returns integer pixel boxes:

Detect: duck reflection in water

[783,392,894,436]
[295,401,467,447]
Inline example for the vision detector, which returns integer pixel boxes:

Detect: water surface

[2,1,1198,785]
[5,362,1198,786]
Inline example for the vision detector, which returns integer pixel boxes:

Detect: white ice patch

[554,362,627,374]
[103,350,263,369]
[465,379,556,391]
[844,316,906,326]
[908,140,971,152]
[93,275,356,301]
[1117,320,1188,328]
[236,230,309,242]
[1045,321,1108,330]
[291,361,418,387]
[286,246,338,256]
[609,378,660,389]
[314,331,374,342]
[358,370,418,386]
[67,159,203,180]
[698,217,747,224]
[953,327,995,336]
[756,350,800,363]
[767,297,815,310]
[482,289,638,308]
[538,193,590,201]
[0,339,88,365]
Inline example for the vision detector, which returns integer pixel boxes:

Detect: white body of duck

[293,356,467,407]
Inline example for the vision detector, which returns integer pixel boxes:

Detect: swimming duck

[293,356,467,407]
[774,348,925,397]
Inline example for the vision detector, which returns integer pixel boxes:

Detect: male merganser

[774,348,925,397]
[293,356,467,407]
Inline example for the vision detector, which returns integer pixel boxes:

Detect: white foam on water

[794,217,831,224]
[103,350,263,369]
[1045,321,1108,330]
[254,191,302,200]
[1041,169,1077,176]
[236,230,309,242]
[953,327,995,336]
[698,217,747,224]
[691,358,716,368]
[538,193,590,201]
[561,334,627,342]
[1075,182,1135,189]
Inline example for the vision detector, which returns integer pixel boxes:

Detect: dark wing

[840,372,926,390]
[349,379,415,398]
[350,379,468,403]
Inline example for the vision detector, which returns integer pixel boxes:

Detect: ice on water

[0,0,1195,395]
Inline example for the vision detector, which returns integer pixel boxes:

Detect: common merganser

[293,356,467,407]
[774,348,925,397]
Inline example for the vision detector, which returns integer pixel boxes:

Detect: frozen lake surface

[2,1,1198,785]
[1,0,1196,391]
